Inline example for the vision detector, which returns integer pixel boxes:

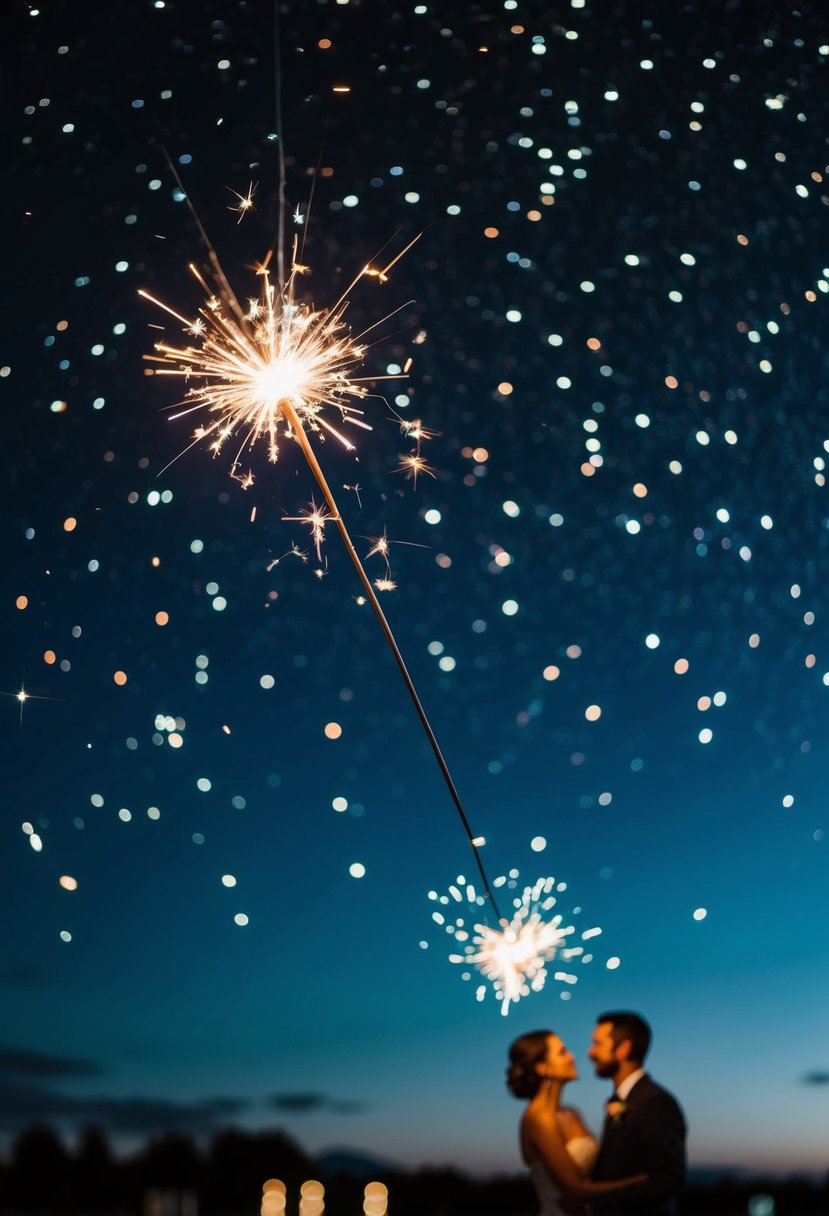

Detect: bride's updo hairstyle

[506,1029,552,1099]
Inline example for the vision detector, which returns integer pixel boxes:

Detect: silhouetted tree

[134,1133,202,1190]
[9,1125,72,1209]
[73,1127,118,1211]
[203,1128,314,1213]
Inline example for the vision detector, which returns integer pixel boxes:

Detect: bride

[507,1030,647,1215]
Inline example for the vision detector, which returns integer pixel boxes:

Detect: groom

[586,1010,686,1214]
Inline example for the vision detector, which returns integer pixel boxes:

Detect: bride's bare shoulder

[557,1105,592,1139]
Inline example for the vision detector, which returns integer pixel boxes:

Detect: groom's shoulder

[634,1075,685,1117]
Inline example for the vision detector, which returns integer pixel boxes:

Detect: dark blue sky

[2,0,828,1178]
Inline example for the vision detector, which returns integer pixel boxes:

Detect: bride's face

[540,1034,579,1081]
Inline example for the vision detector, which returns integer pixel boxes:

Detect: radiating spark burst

[429,873,600,1015]
[396,452,436,484]
[228,181,256,223]
[141,255,377,470]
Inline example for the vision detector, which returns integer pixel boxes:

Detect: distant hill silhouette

[316,1147,399,1178]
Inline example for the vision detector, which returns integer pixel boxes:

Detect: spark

[283,499,335,561]
[292,206,305,225]
[431,874,597,1015]
[396,452,436,484]
[2,685,62,728]
[365,528,393,586]
[365,530,390,561]
[399,417,436,444]
[266,544,308,571]
[228,182,256,223]
[231,466,255,489]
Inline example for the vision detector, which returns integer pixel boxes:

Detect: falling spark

[228,182,257,223]
[2,685,62,728]
[283,499,334,561]
[398,417,436,444]
[430,874,598,1015]
[267,543,308,572]
[396,451,436,484]
[365,530,390,561]
[364,529,393,583]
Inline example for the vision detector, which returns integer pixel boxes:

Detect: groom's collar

[615,1068,645,1101]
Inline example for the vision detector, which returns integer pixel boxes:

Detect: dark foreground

[1,1127,827,1215]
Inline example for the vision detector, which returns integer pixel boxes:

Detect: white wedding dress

[528,1134,598,1216]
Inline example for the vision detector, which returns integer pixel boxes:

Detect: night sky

[3,0,829,1180]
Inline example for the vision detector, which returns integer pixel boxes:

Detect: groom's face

[588,1021,622,1078]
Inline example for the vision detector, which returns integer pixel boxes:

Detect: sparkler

[430,875,602,1015]
[139,247,380,470]
[140,42,593,997]
[141,219,502,918]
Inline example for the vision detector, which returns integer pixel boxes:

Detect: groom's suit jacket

[590,1073,686,1216]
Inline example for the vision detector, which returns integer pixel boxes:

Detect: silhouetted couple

[507,1011,686,1216]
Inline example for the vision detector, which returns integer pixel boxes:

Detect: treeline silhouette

[0,1125,828,1216]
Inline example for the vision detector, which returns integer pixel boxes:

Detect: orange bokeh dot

[16,595,28,610]
[586,337,601,351]
[44,650,56,665]
[63,517,77,532]
[324,722,342,739]
[472,447,489,462]
[580,462,596,477]
[665,375,678,389]
[318,38,331,48]
[632,483,648,498]
[497,382,513,395]
[674,658,689,674]
[113,670,128,686]
[585,705,602,721]
[484,227,499,239]
[527,209,541,222]
[542,665,560,681]
[155,611,169,626]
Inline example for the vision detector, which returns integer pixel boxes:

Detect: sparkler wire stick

[278,397,503,921]
[273,0,287,290]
